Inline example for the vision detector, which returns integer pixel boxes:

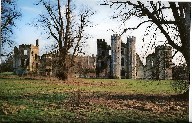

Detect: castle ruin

[111,34,122,79]
[145,45,173,80]
[13,39,39,74]
[96,34,144,79]
[96,34,173,80]
[96,39,111,78]
[13,36,175,80]
[13,40,96,78]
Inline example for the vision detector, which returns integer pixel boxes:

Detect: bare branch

[121,20,152,36]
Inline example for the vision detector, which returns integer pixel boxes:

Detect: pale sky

[12,0,186,65]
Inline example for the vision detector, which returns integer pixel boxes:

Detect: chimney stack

[36,39,39,47]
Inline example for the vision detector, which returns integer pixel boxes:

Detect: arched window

[121,57,124,66]
[102,51,105,56]
[151,60,154,67]
[121,48,124,55]
[24,50,27,55]
[36,63,38,69]
[121,68,125,76]
[35,54,38,60]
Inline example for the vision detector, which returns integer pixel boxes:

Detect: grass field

[0,75,188,122]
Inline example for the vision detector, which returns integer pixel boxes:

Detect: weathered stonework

[96,35,174,80]
[13,39,39,74]
[13,36,174,80]
[96,35,143,79]
[39,53,53,76]
[126,36,137,79]
[39,51,96,78]
[135,54,144,79]
[111,34,121,79]
[145,45,173,80]
[73,55,96,78]
[96,39,111,78]
[145,53,156,79]
[155,45,173,79]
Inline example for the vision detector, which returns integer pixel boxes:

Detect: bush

[171,80,189,93]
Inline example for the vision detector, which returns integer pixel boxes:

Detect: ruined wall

[145,53,156,79]
[75,55,96,69]
[39,53,52,76]
[96,39,110,78]
[67,54,96,78]
[135,54,144,79]
[111,34,121,79]
[121,43,128,78]
[30,45,39,72]
[13,40,39,74]
[155,45,173,80]
[95,35,143,79]
[145,45,173,80]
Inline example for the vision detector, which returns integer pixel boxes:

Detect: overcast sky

[13,0,186,65]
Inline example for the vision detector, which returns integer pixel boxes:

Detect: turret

[36,39,39,47]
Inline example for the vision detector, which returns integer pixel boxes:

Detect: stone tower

[111,34,121,79]
[96,39,110,78]
[13,39,39,74]
[127,36,136,79]
[145,45,173,80]
[155,45,173,79]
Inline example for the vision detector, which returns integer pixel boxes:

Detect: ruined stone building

[13,39,39,74]
[38,51,96,77]
[13,36,174,80]
[145,45,173,80]
[96,34,144,79]
[39,53,53,76]
[111,34,122,78]
[96,34,175,80]
[75,55,96,70]
[39,50,60,76]
[96,39,111,78]
[73,55,96,78]
[111,35,144,79]
[13,39,96,77]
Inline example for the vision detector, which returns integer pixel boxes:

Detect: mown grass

[0,77,188,122]
[0,72,14,75]
[84,79,175,94]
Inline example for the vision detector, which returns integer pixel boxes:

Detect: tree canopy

[35,0,94,80]
[1,0,21,53]
[106,1,190,77]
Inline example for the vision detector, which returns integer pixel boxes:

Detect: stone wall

[13,39,39,74]
[145,45,173,80]
[155,45,173,79]
[96,39,111,78]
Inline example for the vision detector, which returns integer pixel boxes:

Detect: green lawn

[0,77,188,122]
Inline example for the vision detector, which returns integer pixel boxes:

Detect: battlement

[127,36,136,43]
[97,39,110,50]
[19,44,32,48]
[111,34,121,41]
[97,39,105,42]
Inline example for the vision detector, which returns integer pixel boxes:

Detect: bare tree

[103,1,190,95]
[105,1,190,75]
[1,0,21,61]
[35,0,94,80]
